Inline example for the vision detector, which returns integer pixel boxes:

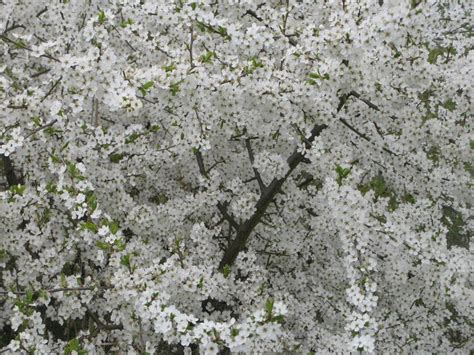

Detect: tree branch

[346,90,398,120]
[40,76,62,103]
[194,149,208,178]
[0,286,111,296]
[245,138,266,193]
[243,7,297,46]
[218,124,327,269]
[216,202,240,230]
[349,90,380,111]
[188,25,195,69]
[87,310,123,331]
[1,155,23,186]
[339,118,371,142]
[25,119,57,139]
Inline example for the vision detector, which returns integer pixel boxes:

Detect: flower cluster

[0,128,24,157]
[0,0,472,353]
[253,151,289,182]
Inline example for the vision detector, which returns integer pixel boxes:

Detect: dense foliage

[0,0,472,353]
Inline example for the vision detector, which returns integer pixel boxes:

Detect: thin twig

[245,138,265,193]
[217,202,240,230]
[0,285,112,296]
[25,119,57,139]
[188,25,195,69]
[194,149,208,178]
[339,118,370,142]
[40,76,62,103]
[31,68,51,78]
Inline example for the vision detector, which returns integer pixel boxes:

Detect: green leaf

[60,273,68,288]
[272,130,280,140]
[38,208,51,225]
[427,145,440,163]
[222,265,231,278]
[31,116,42,127]
[370,175,387,197]
[442,99,456,112]
[442,206,469,249]
[109,221,119,235]
[0,249,7,262]
[197,276,204,289]
[98,10,106,24]
[358,175,400,211]
[410,0,423,9]
[125,132,140,144]
[96,240,110,251]
[265,297,274,317]
[243,56,264,75]
[199,51,215,64]
[120,18,134,28]
[46,182,57,193]
[250,57,263,69]
[66,162,85,180]
[196,21,206,32]
[150,193,168,205]
[307,71,330,85]
[335,165,351,186]
[120,254,131,268]
[14,39,27,49]
[10,184,26,196]
[162,64,176,73]
[50,154,61,163]
[217,26,229,38]
[26,289,34,303]
[81,221,98,233]
[427,46,456,64]
[139,81,154,96]
[149,124,161,132]
[114,239,126,251]
[170,82,180,96]
[39,289,49,300]
[142,81,154,90]
[109,153,124,163]
[64,338,85,355]
[464,162,474,179]
[44,127,62,136]
[402,193,416,204]
[414,298,425,307]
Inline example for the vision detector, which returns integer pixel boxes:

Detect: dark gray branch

[218,124,327,270]
[217,202,240,230]
[194,151,240,231]
[1,155,23,186]
[245,138,265,193]
[25,119,57,139]
[194,149,208,178]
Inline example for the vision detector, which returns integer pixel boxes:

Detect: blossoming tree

[0,0,472,353]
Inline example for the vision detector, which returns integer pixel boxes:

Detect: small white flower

[76,193,86,204]
[50,100,62,116]
[91,208,102,219]
[98,226,110,236]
